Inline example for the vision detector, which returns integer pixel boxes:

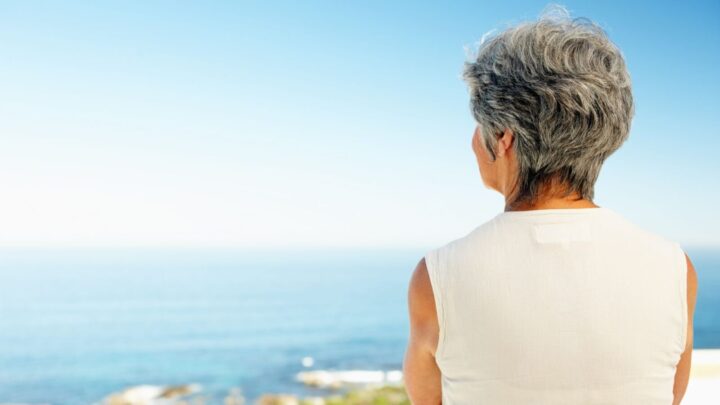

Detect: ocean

[0,246,718,404]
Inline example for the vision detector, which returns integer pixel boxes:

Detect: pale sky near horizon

[1,0,718,249]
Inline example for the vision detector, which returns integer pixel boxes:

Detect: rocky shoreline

[95,369,406,405]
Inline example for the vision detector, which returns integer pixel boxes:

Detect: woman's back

[424,207,687,404]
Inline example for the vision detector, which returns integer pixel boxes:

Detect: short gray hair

[463,4,634,208]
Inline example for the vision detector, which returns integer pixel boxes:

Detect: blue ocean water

[0,247,718,404]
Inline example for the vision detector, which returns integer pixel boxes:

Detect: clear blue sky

[0,0,718,248]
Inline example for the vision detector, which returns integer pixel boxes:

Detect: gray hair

[463,3,634,208]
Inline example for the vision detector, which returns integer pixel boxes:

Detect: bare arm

[403,258,442,405]
[673,252,698,405]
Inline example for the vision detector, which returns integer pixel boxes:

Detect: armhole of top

[424,249,446,360]
[675,242,689,351]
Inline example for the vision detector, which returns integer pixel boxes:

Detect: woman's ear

[496,128,514,157]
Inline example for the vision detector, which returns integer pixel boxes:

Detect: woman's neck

[505,198,599,212]
[504,186,598,212]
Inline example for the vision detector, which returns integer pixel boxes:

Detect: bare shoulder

[683,251,698,307]
[407,258,439,352]
[408,258,437,322]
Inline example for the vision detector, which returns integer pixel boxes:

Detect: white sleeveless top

[424,207,687,404]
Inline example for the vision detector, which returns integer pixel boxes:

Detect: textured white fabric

[424,207,687,404]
